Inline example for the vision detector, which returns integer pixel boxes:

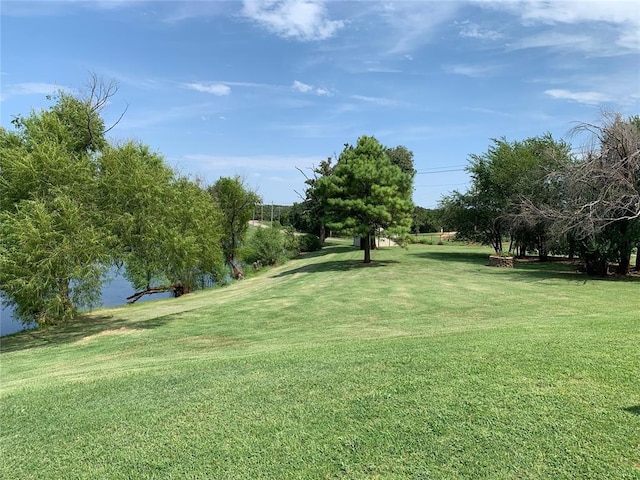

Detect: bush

[298,234,322,252]
[241,226,287,266]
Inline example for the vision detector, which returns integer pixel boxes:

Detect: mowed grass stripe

[1,239,639,479]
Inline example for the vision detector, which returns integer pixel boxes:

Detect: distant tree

[209,176,261,279]
[413,206,442,233]
[385,145,416,177]
[317,136,414,263]
[441,134,571,255]
[523,113,640,274]
[296,157,335,244]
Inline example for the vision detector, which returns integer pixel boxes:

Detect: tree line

[3,77,634,328]
[0,80,282,326]
[439,112,639,275]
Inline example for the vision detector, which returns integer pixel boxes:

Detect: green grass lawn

[2,240,639,479]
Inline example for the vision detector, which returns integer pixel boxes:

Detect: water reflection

[0,270,172,336]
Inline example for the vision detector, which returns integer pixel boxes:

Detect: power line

[414,182,468,188]
[415,166,466,174]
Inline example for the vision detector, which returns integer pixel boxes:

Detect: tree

[0,90,112,324]
[99,142,224,298]
[208,176,261,279]
[296,157,335,244]
[441,134,572,255]
[317,136,414,263]
[523,112,640,274]
[410,206,442,234]
[385,145,416,177]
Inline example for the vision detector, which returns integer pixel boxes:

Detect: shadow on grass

[297,244,358,259]
[411,250,640,283]
[272,259,400,277]
[410,250,491,266]
[624,405,640,416]
[0,309,178,354]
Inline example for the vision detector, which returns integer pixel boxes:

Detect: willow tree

[0,90,111,324]
[98,142,224,298]
[317,135,414,263]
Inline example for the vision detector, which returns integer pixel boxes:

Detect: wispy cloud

[241,0,345,41]
[544,89,611,105]
[115,102,219,129]
[495,1,640,54]
[0,82,65,102]
[509,32,596,52]
[372,2,461,55]
[457,20,502,40]
[350,94,402,107]
[183,82,231,96]
[443,63,499,78]
[292,80,331,96]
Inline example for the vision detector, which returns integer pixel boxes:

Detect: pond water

[0,271,173,337]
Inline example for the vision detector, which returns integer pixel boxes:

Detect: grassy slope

[1,240,639,479]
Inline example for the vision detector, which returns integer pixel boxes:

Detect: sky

[1,0,639,208]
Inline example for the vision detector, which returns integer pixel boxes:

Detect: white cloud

[443,64,499,78]
[0,82,65,101]
[184,82,231,96]
[516,1,638,26]
[457,20,502,40]
[241,0,344,41]
[510,32,595,51]
[350,94,401,107]
[373,2,461,54]
[292,80,313,92]
[544,89,611,105]
[292,80,331,96]
[495,0,640,53]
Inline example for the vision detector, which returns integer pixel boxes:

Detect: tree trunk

[636,243,640,270]
[228,256,244,279]
[567,234,575,260]
[538,234,548,262]
[363,232,372,263]
[584,254,608,276]
[616,241,632,275]
[319,223,326,245]
[58,278,74,315]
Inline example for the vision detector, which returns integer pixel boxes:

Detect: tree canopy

[208,176,261,279]
[0,81,225,325]
[317,135,414,263]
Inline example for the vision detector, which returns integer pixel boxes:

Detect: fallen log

[126,285,174,304]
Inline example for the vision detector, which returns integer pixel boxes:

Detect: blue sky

[1,0,638,208]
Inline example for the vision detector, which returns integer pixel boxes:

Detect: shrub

[241,226,286,266]
[298,234,322,252]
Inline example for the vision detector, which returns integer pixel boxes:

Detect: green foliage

[99,142,224,292]
[0,197,108,324]
[209,176,261,276]
[385,144,416,177]
[0,91,110,324]
[294,157,335,241]
[441,134,572,254]
[298,233,322,252]
[317,136,414,262]
[0,82,226,325]
[241,225,296,266]
[413,206,443,233]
